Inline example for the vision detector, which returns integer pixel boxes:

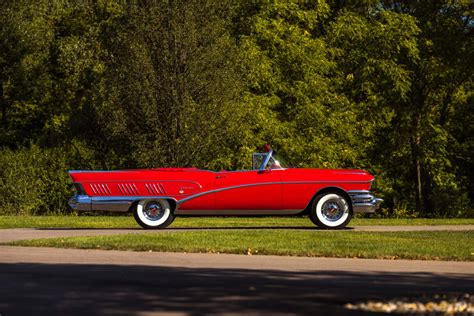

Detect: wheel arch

[303,186,353,215]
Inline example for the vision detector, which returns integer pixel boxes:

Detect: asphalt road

[0,224,473,243]
[0,226,473,315]
[1,247,473,316]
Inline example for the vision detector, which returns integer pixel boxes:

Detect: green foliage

[0,141,102,215]
[234,1,362,168]
[0,0,472,216]
[93,0,254,170]
[0,145,71,215]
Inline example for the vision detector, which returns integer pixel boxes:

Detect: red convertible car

[68,147,382,229]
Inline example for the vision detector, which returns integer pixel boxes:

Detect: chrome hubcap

[144,202,165,221]
[321,200,344,222]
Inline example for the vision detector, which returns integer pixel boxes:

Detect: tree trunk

[411,113,423,214]
[0,78,5,125]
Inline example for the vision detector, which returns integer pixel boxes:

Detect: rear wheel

[309,192,352,229]
[133,199,175,229]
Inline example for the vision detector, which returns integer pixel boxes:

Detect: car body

[68,148,382,229]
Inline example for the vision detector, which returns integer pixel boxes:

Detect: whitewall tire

[310,192,352,229]
[133,199,175,229]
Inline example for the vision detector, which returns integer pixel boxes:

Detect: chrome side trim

[348,190,383,213]
[282,181,371,184]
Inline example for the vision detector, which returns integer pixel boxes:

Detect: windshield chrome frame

[260,149,273,171]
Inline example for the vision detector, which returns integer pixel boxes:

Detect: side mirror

[258,168,272,174]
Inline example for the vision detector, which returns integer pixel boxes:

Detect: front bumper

[348,191,383,213]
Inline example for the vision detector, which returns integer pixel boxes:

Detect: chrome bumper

[68,195,92,211]
[68,195,135,212]
[348,191,383,213]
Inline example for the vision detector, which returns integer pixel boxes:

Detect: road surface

[0,226,472,315]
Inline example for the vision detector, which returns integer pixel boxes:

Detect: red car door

[213,170,282,211]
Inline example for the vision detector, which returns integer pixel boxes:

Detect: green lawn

[7,230,473,261]
[0,215,473,229]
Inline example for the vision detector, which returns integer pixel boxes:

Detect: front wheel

[133,199,175,229]
[309,192,352,229]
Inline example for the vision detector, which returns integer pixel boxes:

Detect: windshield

[252,153,266,170]
[269,153,287,169]
[252,150,287,170]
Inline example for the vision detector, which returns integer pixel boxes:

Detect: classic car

[68,146,382,229]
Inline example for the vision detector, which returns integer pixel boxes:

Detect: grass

[0,215,473,229]
[3,216,472,261]
[6,230,473,261]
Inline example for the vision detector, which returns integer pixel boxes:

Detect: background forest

[0,0,472,217]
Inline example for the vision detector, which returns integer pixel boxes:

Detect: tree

[326,7,421,212]
[89,0,255,169]
[381,1,473,215]
[326,0,473,215]
[233,1,365,168]
[0,1,54,147]
[0,0,472,216]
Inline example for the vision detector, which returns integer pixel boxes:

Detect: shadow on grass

[0,262,470,315]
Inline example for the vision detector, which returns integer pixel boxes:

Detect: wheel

[133,199,175,229]
[309,192,352,229]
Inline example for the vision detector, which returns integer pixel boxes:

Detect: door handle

[216,175,226,179]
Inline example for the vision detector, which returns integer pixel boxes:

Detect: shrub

[0,145,72,215]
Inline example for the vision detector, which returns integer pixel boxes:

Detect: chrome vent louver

[118,183,139,195]
[89,183,112,195]
[145,183,167,195]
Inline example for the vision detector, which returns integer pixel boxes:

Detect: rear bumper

[68,195,92,211]
[68,195,135,212]
[348,191,383,213]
